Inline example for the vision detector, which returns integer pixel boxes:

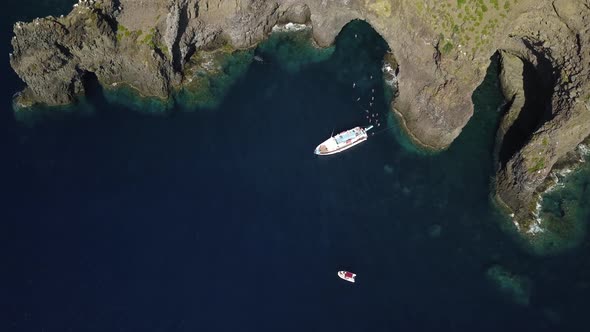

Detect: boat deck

[334,128,362,144]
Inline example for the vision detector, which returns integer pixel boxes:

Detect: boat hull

[314,136,367,155]
[314,126,371,156]
[338,271,356,283]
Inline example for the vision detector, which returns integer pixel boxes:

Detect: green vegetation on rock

[529,156,546,173]
[116,25,168,55]
[416,0,514,56]
[116,24,131,42]
[442,41,454,54]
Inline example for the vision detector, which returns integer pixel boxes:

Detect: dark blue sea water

[3,1,590,331]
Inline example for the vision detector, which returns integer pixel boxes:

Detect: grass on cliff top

[116,24,168,55]
[367,0,392,18]
[528,156,546,173]
[415,0,518,57]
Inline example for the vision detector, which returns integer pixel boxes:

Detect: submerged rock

[427,224,442,238]
[383,164,394,175]
[486,264,532,306]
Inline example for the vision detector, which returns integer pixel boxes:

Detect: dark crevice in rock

[498,53,556,166]
[575,33,582,54]
[496,94,515,131]
[54,42,73,58]
[80,71,106,105]
[101,11,119,33]
[171,3,190,72]
[182,43,196,66]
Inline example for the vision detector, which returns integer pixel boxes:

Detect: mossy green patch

[115,25,141,43]
[419,0,514,57]
[116,24,130,42]
[366,0,392,18]
[528,156,545,173]
[442,41,454,54]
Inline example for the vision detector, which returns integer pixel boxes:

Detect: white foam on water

[527,222,545,235]
[577,144,589,157]
[513,219,521,231]
[527,200,546,235]
[272,23,310,33]
[382,63,398,87]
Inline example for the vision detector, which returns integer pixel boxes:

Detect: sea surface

[3,1,590,331]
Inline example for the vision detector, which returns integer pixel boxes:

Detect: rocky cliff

[9,0,590,244]
[493,0,590,237]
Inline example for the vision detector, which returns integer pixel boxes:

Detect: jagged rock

[494,51,526,164]
[165,2,182,63]
[279,3,311,24]
[494,0,590,226]
[9,0,590,232]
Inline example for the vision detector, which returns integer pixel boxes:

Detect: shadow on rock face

[498,55,555,167]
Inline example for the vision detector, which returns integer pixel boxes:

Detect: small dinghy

[338,271,356,283]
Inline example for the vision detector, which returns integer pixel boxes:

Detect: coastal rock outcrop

[494,0,590,235]
[9,0,590,244]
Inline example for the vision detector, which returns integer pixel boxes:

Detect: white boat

[338,271,356,283]
[314,125,373,155]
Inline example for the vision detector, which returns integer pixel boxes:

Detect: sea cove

[3,1,590,331]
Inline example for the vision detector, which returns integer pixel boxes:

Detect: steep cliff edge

[9,0,590,243]
[10,0,565,148]
[494,0,590,235]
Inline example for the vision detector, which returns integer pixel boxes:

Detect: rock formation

[9,0,590,242]
[493,0,590,234]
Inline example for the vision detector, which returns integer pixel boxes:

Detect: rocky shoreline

[9,0,590,251]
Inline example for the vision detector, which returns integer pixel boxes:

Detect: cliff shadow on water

[81,71,106,106]
[8,8,590,331]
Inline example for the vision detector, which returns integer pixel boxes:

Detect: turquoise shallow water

[2,1,590,331]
